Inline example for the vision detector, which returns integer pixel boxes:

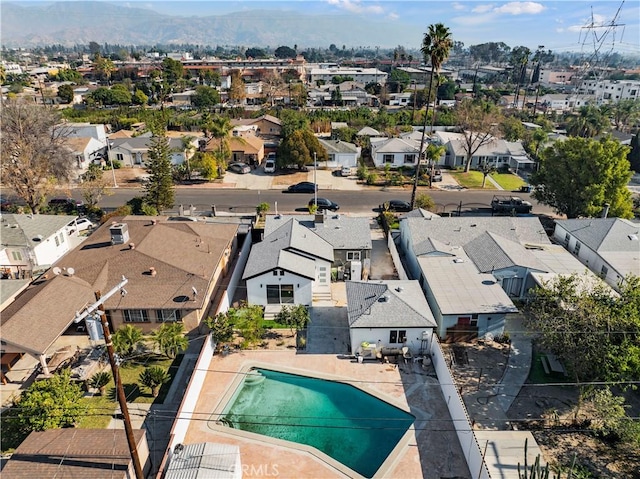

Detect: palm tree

[111,325,143,357]
[411,23,453,207]
[89,371,111,396]
[566,105,608,138]
[210,116,233,164]
[151,322,189,359]
[139,366,170,397]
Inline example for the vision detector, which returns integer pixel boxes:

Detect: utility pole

[75,277,144,479]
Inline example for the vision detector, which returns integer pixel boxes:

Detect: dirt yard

[444,341,640,478]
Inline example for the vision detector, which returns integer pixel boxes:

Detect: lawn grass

[449,170,497,189]
[528,352,572,384]
[490,172,526,191]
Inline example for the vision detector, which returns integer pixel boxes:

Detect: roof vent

[378,295,390,303]
[395,286,404,292]
[453,258,465,263]
[32,234,44,242]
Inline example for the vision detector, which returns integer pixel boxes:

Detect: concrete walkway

[485,174,504,190]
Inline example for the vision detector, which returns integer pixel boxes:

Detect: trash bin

[357,355,364,364]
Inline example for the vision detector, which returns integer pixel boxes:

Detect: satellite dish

[66,267,75,276]
[52,267,62,275]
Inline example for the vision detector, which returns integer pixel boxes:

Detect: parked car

[380,200,412,212]
[228,162,251,174]
[430,170,443,182]
[264,158,276,174]
[66,218,96,234]
[285,182,318,193]
[309,197,340,212]
[339,166,352,177]
[48,197,84,212]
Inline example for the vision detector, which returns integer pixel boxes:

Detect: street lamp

[107,140,118,188]
[313,152,318,207]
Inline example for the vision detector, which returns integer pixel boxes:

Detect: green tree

[0,99,74,213]
[509,46,531,108]
[234,304,265,347]
[151,322,188,359]
[190,151,222,180]
[587,387,640,445]
[192,85,220,109]
[274,45,297,59]
[161,57,184,85]
[530,136,633,218]
[415,193,435,211]
[57,84,74,103]
[388,69,411,93]
[139,366,170,397]
[205,312,235,345]
[275,304,311,336]
[132,89,148,106]
[12,369,86,433]
[228,70,245,105]
[412,22,452,207]
[93,54,116,84]
[608,99,640,133]
[144,130,175,212]
[89,371,111,396]
[566,104,609,138]
[525,274,640,383]
[501,116,526,141]
[245,47,266,59]
[111,324,143,357]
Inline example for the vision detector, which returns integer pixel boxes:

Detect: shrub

[366,172,378,185]
[89,371,111,396]
[139,366,170,397]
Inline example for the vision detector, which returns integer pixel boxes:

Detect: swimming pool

[220,368,415,478]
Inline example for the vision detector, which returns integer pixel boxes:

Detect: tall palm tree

[411,23,453,207]
[210,116,233,164]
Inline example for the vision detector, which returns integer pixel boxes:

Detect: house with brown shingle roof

[1,216,239,372]
[1,429,150,479]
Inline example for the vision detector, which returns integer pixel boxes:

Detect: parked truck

[491,195,533,215]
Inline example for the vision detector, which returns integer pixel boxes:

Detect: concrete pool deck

[183,349,472,479]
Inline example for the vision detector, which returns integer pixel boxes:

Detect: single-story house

[203,134,265,166]
[231,114,282,139]
[1,216,240,373]
[370,137,424,169]
[399,216,554,340]
[346,280,437,356]
[317,138,360,169]
[109,134,198,167]
[0,213,78,279]
[264,213,372,280]
[64,136,105,174]
[553,218,640,292]
[1,429,150,479]
[243,218,334,307]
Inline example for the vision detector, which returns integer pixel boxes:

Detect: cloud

[387,12,399,20]
[472,4,495,14]
[451,2,466,11]
[452,13,496,27]
[566,13,608,33]
[494,2,545,15]
[326,0,385,15]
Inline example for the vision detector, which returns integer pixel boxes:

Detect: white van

[264,153,276,173]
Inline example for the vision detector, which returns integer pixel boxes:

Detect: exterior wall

[333,248,371,268]
[493,266,533,298]
[350,327,432,356]
[0,247,31,278]
[107,309,200,333]
[33,228,71,267]
[253,119,282,137]
[399,221,420,280]
[313,259,332,293]
[373,151,418,169]
[246,271,313,307]
[325,152,358,168]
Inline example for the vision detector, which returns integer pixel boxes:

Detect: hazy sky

[14,1,640,53]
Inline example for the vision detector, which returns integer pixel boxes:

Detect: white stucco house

[346,280,437,356]
[553,218,640,292]
[317,139,360,169]
[0,213,77,279]
[370,137,423,169]
[243,218,334,311]
[109,134,197,167]
[64,136,106,176]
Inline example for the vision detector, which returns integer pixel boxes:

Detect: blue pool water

[222,368,414,478]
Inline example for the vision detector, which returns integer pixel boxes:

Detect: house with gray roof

[264,213,372,280]
[399,216,554,339]
[346,280,437,355]
[370,137,424,169]
[317,138,360,169]
[0,213,77,279]
[109,134,197,168]
[553,218,640,291]
[244,218,334,308]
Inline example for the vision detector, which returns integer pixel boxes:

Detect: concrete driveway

[306,283,351,355]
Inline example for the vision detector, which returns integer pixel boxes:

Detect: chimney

[601,203,610,218]
[129,242,135,250]
[149,267,156,277]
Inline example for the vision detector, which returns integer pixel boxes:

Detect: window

[116,153,124,162]
[11,251,22,261]
[389,330,407,344]
[383,154,394,164]
[59,233,64,243]
[346,251,361,261]
[156,310,182,322]
[564,233,570,246]
[600,265,608,278]
[266,284,294,304]
[403,154,415,164]
[124,310,149,322]
[573,242,581,255]
[55,236,60,247]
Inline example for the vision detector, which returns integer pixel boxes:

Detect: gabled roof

[64,136,92,153]
[357,126,380,136]
[406,216,551,255]
[318,138,359,154]
[2,429,146,479]
[111,136,184,152]
[243,219,334,280]
[1,213,77,249]
[555,218,640,252]
[374,137,421,154]
[464,231,548,273]
[346,280,437,329]
[264,214,372,251]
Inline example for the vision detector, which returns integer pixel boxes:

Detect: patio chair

[402,346,412,364]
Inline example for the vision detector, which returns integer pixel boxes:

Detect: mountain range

[0,1,421,49]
